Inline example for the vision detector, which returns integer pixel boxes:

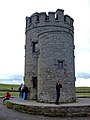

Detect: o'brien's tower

[24,9,76,103]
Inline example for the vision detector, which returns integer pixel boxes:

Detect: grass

[76,87,90,97]
[76,92,90,97]
[0,84,20,97]
[0,84,20,91]
[0,91,19,97]
[76,87,90,93]
[0,118,4,120]
[0,84,90,97]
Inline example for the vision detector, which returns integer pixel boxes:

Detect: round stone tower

[24,9,76,103]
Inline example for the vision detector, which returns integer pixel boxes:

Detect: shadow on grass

[0,117,4,120]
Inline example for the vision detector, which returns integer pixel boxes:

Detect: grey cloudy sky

[0,0,90,86]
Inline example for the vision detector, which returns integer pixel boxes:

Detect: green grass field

[0,84,90,97]
[76,87,90,93]
[76,87,90,97]
[0,117,3,120]
[0,84,20,91]
[76,92,90,97]
[0,84,20,97]
[0,91,19,97]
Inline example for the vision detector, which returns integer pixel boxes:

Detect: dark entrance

[32,76,37,99]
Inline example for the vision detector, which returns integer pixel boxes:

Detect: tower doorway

[32,76,37,99]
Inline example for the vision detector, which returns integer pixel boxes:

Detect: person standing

[55,80,62,104]
[22,84,28,100]
[19,83,23,99]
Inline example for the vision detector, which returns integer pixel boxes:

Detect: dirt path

[0,98,90,120]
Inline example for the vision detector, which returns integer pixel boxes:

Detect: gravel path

[0,98,90,120]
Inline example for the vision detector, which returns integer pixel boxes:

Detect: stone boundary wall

[6,101,90,117]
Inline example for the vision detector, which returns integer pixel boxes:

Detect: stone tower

[24,9,76,103]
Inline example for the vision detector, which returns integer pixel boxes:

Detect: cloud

[75,72,90,87]
[7,75,23,80]
[0,79,22,85]
[0,74,23,84]
[76,73,90,79]
[75,52,90,73]
[75,78,90,87]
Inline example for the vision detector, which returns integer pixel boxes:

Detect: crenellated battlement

[26,9,74,29]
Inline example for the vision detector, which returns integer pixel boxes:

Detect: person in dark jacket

[22,84,28,100]
[19,83,23,99]
[55,80,62,104]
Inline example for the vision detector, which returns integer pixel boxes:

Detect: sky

[0,0,90,86]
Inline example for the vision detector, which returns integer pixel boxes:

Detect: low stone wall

[5,101,90,117]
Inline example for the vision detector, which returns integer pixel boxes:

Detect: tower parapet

[26,9,74,31]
